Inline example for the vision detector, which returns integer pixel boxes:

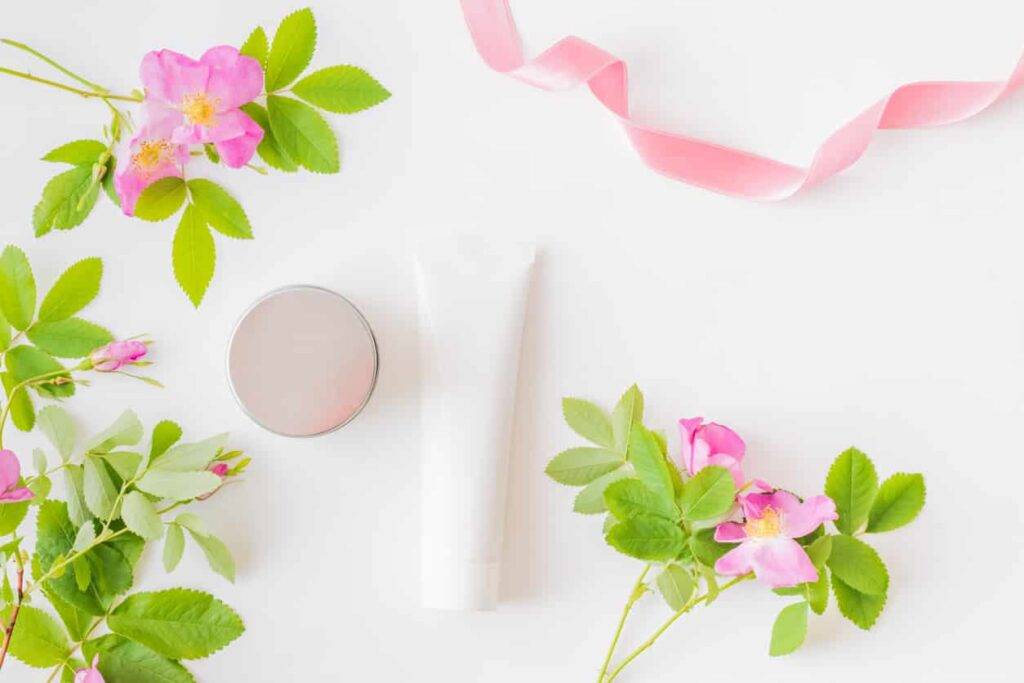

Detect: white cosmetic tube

[416,236,535,611]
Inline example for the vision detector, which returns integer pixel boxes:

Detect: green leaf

[769,602,808,656]
[37,502,134,616]
[28,317,113,358]
[240,103,297,172]
[1,371,35,431]
[83,634,195,683]
[0,309,10,351]
[37,405,76,462]
[135,470,222,501]
[825,447,878,535]
[0,497,29,535]
[203,143,220,164]
[265,7,317,91]
[174,513,209,537]
[604,478,679,521]
[610,384,643,451]
[187,529,235,582]
[33,447,48,474]
[107,588,245,660]
[101,155,119,207]
[6,345,73,398]
[572,467,629,515]
[806,568,829,615]
[699,565,720,604]
[545,447,622,486]
[84,410,143,454]
[805,534,833,568]
[72,521,95,552]
[826,535,889,595]
[63,466,90,528]
[83,455,118,520]
[292,65,391,114]
[43,587,90,642]
[240,26,269,68]
[832,574,886,630]
[152,433,228,472]
[185,179,252,239]
[38,257,103,322]
[678,466,736,521]
[267,95,339,173]
[561,397,614,448]
[866,473,925,533]
[689,528,732,566]
[656,564,694,611]
[1,604,70,667]
[172,205,216,308]
[34,166,99,236]
[99,452,142,482]
[73,556,91,591]
[27,473,52,504]
[0,245,36,330]
[122,491,164,540]
[628,426,675,508]
[150,420,183,459]
[42,140,105,165]
[134,177,186,222]
[163,524,185,572]
[605,514,686,561]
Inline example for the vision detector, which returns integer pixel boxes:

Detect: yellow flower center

[131,139,173,174]
[181,92,218,127]
[744,507,782,538]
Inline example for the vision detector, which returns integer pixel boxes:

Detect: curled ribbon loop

[461,0,1024,200]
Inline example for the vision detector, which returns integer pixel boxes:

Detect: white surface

[1,0,1021,680]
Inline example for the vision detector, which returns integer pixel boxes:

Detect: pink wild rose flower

[89,340,148,372]
[140,46,264,167]
[713,490,838,588]
[0,450,34,504]
[678,417,746,487]
[114,103,190,215]
[74,656,105,683]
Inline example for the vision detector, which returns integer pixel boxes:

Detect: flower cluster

[115,47,264,215]
[679,418,838,589]
[548,385,925,681]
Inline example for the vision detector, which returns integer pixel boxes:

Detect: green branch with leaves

[1,7,390,307]
[0,245,250,681]
[548,385,926,681]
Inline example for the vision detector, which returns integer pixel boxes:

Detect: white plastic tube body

[416,238,535,610]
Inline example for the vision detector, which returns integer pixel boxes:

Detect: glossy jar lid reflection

[227,285,379,437]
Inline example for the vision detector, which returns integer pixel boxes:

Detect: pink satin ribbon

[460,0,1024,200]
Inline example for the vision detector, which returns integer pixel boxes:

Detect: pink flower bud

[74,655,105,682]
[209,462,229,478]
[0,449,34,504]
[89,340,148,372]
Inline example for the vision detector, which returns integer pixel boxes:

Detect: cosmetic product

[227,285,378,437]
[416,237,535,610]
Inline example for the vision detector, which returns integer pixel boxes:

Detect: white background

[1,1,1022,680]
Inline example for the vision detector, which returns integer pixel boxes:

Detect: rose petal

[750,538,819,588]
[0,450,22,492]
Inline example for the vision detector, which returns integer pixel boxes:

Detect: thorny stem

[0,550,25,670]
[597,564,651,683]
[0,67,140,102]
[1,39,106,92]
[0,368,72,449]
[603,573,754,682]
